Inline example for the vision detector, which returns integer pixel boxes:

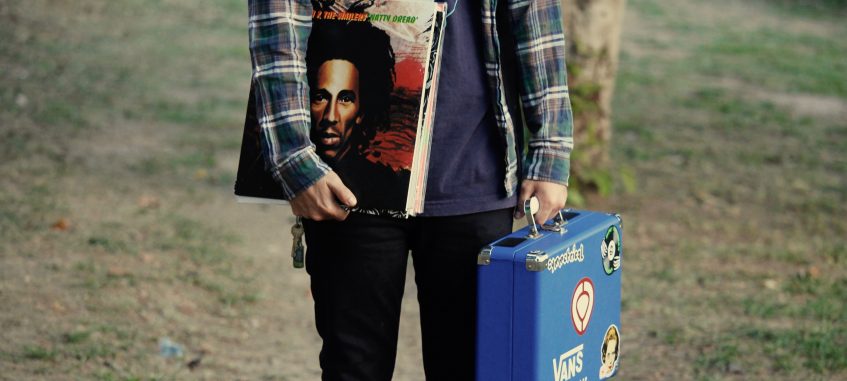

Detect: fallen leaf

[186,351,206,371]
[51,301,66,313]
[137,195,160,209]
[194,169,208,180]
[51,218,71,231]
[107,267,129,277]
[763,279,779,290]
[15,93,28,108]
[177,303,195,316]
[198,342,213,354]
[140,252,155,263]
[727,361,743,374]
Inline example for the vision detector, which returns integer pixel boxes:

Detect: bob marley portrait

[306,2,410,209]
[306,15,394,164]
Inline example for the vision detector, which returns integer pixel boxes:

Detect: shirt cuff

[523,149,571,186]
[270,147,331,200]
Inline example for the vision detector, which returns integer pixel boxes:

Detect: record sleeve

[235,0,448,217]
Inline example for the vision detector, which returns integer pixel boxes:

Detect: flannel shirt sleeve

[248,0,331,199]
[506,0,574,186]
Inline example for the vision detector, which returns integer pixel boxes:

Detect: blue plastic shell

[477,210,623,381]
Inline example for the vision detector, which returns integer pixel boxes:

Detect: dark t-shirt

[421,0,517,216]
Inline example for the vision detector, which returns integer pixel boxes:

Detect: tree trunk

[562,0,626,194]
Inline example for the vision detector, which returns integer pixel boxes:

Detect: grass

[695,342,740,374]
[744,326,847,373]
[94,374,144,381]
[67,210,256,304]
[10,324,138,375]
[21,346,57,361]
[611,0,847,379]
[1,0,845,379]
[742,276,846,323]
[697,28,847,97]
[1,1,260,378]
[762,0,847,17]
[694,324,847,377]
[62,330,92,345]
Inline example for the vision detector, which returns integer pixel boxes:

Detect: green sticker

[601,226,621,275]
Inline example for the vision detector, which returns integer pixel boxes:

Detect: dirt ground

[1,0,845,380]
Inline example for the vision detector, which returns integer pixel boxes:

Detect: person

[305,17,409,209]
[248,0,574,379]
[309,58,363,163]
[599,325,620,379]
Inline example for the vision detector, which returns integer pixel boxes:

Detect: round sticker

[570,277,594,335]
[601,226,622,275]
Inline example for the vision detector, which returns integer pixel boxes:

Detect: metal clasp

[477,246,493,266]
[525,250,549,272]
[524,198,541,239]
[541,210,567,233]
[612,213,623,229]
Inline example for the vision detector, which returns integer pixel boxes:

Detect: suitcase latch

[477,246,493,266]
[541,211,567,233]
[524,199,567,237]
[525,250,549,272]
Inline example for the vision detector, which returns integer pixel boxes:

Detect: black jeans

[303,208,513,381]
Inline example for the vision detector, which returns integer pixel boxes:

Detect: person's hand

[290,171,357,221]
[515,179,568,226]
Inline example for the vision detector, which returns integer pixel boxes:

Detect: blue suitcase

[476,205,623,381]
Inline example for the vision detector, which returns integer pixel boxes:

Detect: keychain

[290,217,305,268]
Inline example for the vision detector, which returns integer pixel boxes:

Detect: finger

[327,202,349,221]
[308,188,348,221]
[535,204,555,227]
[515,183,534,219]
[307,202,336,222]
[326,173,357,207]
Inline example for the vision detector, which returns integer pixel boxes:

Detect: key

[290,217,305,269]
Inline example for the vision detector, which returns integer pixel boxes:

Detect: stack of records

[235,0,448,217]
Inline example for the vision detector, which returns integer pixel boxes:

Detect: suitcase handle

[524,197,566,238]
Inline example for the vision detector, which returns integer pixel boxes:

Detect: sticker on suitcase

[570,277,594,336]
[599,324,620,379]
[547,243,585,273]
[600,226,621,275]
[552,343,585,381]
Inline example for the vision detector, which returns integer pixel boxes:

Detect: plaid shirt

[248,0,573,200]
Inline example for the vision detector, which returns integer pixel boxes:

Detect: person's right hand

[290,171,357,221]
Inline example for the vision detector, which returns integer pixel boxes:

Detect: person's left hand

[515,179,568,226]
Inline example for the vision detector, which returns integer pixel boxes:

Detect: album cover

[235,0,447,216]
